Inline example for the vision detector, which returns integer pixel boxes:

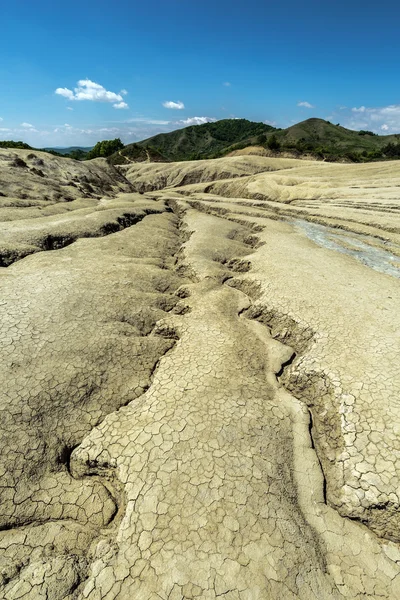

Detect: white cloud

[113,101,129,109]
[55,79,129,109]
[264,119,276,126]
[55,87,75,100]
[178,117,216,126]
[297,101,315,109]
[120,89,128,96]
[223,82,231,87]
[98,127,121,133]
[53,124,94,135]
[0,127,10,132]
[0,117,3,122]
[163,101,185,110]
[347,104,400,133]
[19,122,38,133]
[67,107,73,111]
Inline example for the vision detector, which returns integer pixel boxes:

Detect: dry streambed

[1,153,400,599]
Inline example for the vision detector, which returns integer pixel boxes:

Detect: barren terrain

[1,148,400,599]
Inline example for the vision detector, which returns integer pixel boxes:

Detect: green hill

[136,119,276,161]
[44,146,93,155]
[3,119,400,167]
[274,118,400,159]
[122,117,400,163]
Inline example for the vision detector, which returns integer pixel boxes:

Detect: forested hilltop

[134,119,275,161]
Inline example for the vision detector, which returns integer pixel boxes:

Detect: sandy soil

[1,151,400,599]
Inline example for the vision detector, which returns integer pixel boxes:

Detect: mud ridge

[0,207,165,267]
[227,273,400,546]
[0,209,192,599]
[228,277,340,516]
[225,274,329,507]
[192,186,400,241]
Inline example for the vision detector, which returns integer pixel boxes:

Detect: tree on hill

[267,134,280,151]
[382,142,400,158]
[67,149,88,160]
[86,138,124,159]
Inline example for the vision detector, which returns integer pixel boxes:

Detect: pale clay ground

[0,149,400,599]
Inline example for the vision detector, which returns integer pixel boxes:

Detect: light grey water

[293,219,400,279]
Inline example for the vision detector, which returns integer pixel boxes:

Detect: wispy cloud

[55,79,129,109]
[67,107,73,111]
[56,88,74,100]
[4,111,219,147]
[162,101,185,110]
[20,122,39,132]
[113,101,129,109]
[264,119,276,126]
[223,82,231,87]
[15,122,38,133]
[0,117,3,122]
[297,101,315,109]
[127,118,171,125]
[347,103,400,133]
[177,116,216,126]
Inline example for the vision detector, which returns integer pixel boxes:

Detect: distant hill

[0,141,89,160]
[3,118,400,167]
[121,118,400,163]
[44,146,93,155]
[274,118,400,159]
[135,119,276,161]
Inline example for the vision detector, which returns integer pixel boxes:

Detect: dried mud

[1,151,400,599]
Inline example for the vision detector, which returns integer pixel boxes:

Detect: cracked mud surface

[1,152,400,599]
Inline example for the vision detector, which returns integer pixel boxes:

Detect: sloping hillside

[275,118,400,154]
[110,118,400,163]
[136,118,275,160]
[108,143,168,165]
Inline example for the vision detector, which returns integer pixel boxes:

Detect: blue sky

[1,0,400,146]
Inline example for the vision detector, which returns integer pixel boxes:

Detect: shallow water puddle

[293,218,400,279]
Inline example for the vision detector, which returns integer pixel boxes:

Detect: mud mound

[0,148,132,205]
[121,154,302,192]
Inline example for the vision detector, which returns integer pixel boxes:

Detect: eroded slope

[0,148,131,205]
